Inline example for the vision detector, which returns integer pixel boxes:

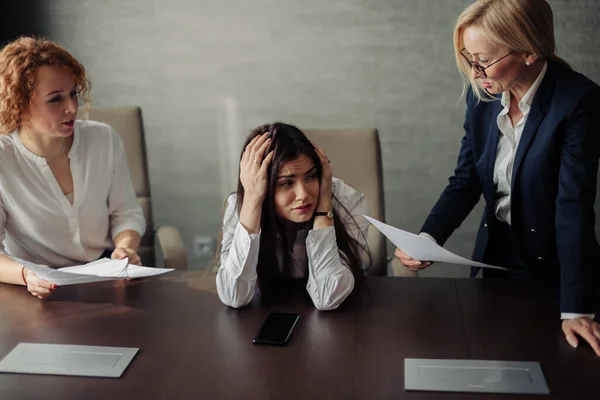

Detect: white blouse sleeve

[215,194,262,308]
[107,128,146,239]
[305,178,370,310]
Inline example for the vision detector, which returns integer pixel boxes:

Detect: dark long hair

[233,122,368,302]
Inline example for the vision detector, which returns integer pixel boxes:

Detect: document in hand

[364,216,506,270]
[20,257,174,285]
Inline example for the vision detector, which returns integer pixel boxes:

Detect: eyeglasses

[460,48,513,79]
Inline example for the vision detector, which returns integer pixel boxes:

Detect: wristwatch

[314,210,334,220]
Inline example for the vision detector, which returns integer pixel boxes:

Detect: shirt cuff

[561,313,596,320]
[111,220,147,240]
[308,225,335,238]
[419,232,437,244]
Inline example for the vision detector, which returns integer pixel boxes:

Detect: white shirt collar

[11,121,81,165]
[500,61,548,113]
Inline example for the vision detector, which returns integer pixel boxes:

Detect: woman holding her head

[216,123,370,310]
[0,37,145,299]
[395,0,600,355]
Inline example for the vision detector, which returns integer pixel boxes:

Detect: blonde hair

[0,36,91,134]
[453,0,570,102]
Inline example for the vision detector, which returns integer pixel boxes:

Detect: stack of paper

[21,257,173,285]
[364,216,505,270]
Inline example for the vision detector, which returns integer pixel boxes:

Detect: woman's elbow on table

[216,280,253,308]
[311,274,355,311]
[219,295,251,309]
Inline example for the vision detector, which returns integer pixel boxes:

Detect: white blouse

[216,177,370,310]
[0,120,146,267]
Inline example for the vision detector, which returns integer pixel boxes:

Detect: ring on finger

[254,159,260,164]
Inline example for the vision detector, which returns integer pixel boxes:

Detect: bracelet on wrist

[314,210,334,220]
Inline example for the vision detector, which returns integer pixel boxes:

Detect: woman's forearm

[239,198,263,234]
[0,254,26,285]
[113,230,141,251]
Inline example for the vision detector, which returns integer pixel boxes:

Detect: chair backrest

[303,129,386,275]
[79,107,155,265]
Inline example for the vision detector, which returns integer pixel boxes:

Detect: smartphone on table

[253,312,300,346]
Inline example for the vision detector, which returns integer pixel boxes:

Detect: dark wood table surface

[0,272,597,399]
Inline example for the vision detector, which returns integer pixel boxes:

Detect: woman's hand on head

[24,268,58,300]
[310,140,333,210]
[240,133,274,204]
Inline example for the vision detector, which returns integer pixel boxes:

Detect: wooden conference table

[0,271,598,399]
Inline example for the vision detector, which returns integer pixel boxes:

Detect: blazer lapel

[482,99,502,204]
[511,103,545,188]
[511,62,558,190]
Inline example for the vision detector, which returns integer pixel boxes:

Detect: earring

[526,61,531,66]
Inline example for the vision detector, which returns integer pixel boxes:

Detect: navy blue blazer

[421,61,600,314]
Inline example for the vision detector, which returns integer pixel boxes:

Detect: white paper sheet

[365,216,506,270]
[20,258,173,285]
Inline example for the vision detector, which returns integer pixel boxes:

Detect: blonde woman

[0,37,145,299]
[395,0,600,355]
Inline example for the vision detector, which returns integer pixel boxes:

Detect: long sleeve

[555,86,600,314]
[420,90,483,245]
[0,121,147,266]
[107,128,146,239]
[304,179,370,310]
[216,194,261,308]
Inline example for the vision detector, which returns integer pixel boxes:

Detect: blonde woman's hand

[394,248,433,272]
[563,317,600,357]
[24,268,58,300]
[240,133,274,204]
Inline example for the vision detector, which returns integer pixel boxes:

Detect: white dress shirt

[0,120,146,267]
[216,177,370,311]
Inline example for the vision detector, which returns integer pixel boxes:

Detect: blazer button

[530,228,537,233]
[537,256,544,261]
[484,223,488,228]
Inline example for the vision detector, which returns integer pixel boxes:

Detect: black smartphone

[253,312,300,346]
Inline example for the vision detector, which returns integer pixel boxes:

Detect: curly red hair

[0,36,91,134]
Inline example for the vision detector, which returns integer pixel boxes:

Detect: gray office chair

[80,107,188,270]
[303,129,382,275]
[303,129,415,277]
